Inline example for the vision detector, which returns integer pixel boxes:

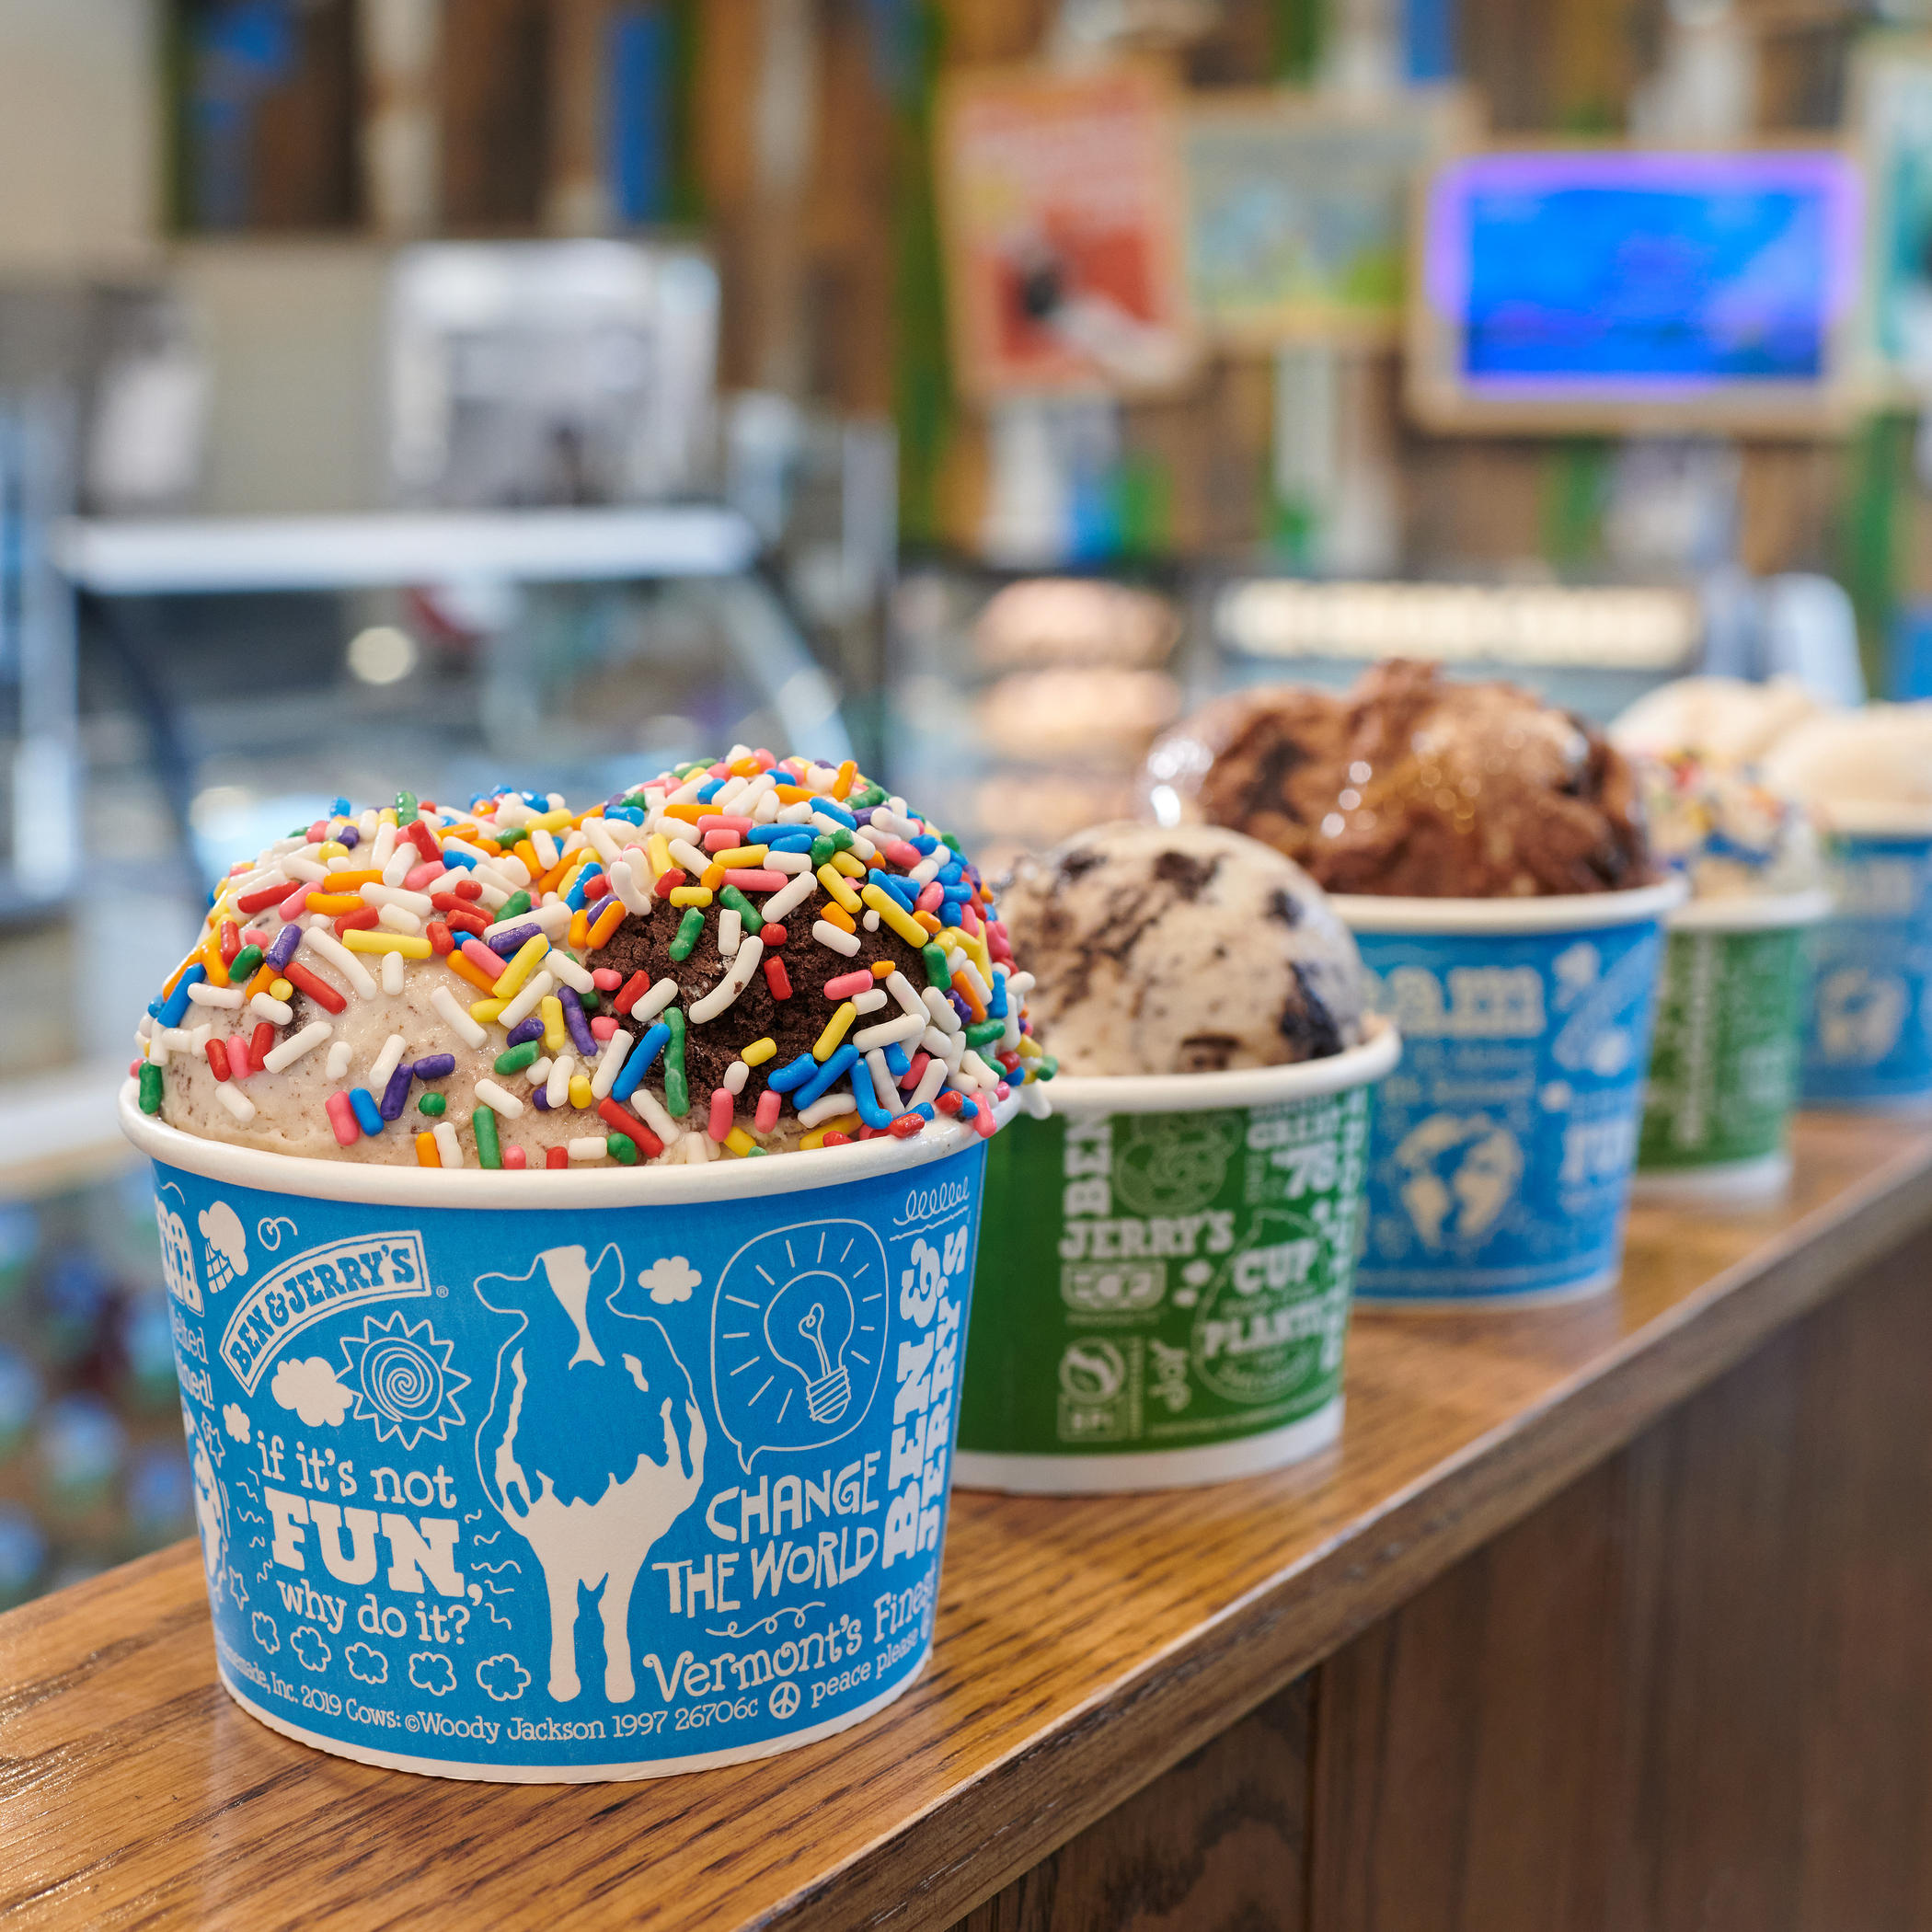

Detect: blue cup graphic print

[1337,883,1680,1305]
[121,1085,990,1781]
[748,1236,868,1429]
[474,1244,709,1708]
[1801,831,1932,1109]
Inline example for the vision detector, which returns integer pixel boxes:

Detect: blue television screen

[1423,153,1862,397]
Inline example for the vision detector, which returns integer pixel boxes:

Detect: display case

[0,1075,182,1608]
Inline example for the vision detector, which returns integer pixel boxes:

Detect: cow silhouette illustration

[474,1245,707,1703]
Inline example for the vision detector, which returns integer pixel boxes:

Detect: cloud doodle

[476,1653,531,1703]
[345,1643,388,1685]
[270,1357,352,1429]
[638,1255,701,1305]
[408,1651,456,1696]
[222,1402,252,1444]
[250,1612,281,1654]
[291,1626,332,1673]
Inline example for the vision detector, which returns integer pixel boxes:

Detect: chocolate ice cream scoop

[995,822,1365,1075]
[1144,660,1651,899]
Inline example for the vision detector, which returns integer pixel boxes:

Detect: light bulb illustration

[712,1219,889,1468]
[765,1270,856,1425]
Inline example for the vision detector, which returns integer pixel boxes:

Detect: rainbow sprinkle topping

[132,750,1051,1167]
[1636,751,1820,901]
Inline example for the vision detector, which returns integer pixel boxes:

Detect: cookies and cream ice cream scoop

[993,822,1365,1076]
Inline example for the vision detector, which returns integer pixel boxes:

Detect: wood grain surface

[4,1113,1931,1932]
[952,1682,1310,1932]
[1305,1228,1932,1932]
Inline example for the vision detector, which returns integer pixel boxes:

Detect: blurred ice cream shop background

[0,0,1929,1601]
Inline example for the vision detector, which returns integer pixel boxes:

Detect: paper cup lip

[117,1079,1010,1209]
[1036,1016,1399,1117]
[1667,886,1834,932]
[1329,875,1687,935]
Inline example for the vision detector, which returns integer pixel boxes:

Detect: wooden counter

[6,1111,1932,1931]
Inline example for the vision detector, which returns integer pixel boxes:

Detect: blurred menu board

[937,65,1197,400]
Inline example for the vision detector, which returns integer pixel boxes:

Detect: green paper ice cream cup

[1635,887,1831,1202]
[954,1021,1399,1495]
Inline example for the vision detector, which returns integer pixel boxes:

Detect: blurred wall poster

[1180,90,1471,345]
[937,65,1196,399]
[1855,37,1932,389]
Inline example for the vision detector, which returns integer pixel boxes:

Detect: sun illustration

[339,1312,470,1450]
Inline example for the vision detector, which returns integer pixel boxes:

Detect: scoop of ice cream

[1611,674,1827,768]
[1761,703,1932,833]
[1144,660,1651,899]
[136,758,1037,1168]
[1630,752,1820,899]
[993,822,1364,1076]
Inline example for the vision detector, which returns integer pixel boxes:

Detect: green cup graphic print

[1637,891,1827,1196]
[956,1028,1397,1493]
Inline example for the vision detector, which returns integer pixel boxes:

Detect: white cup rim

[1667,886,1834,932]
[1035,1016,1399,1117]
[1330,875,1687,936]
[118,1080,1011,1209]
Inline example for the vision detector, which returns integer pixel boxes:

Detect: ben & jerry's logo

[220,1234,431,1392]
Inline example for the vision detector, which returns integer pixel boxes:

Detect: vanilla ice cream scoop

[993,822,1365,1076]
[1762,703,1932,833]
[1612,674,1828,768]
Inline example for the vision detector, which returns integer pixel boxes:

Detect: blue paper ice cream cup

[1334,879,1685,1306]
[1800,823,1932,1111]
[120,1082,998,1782]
